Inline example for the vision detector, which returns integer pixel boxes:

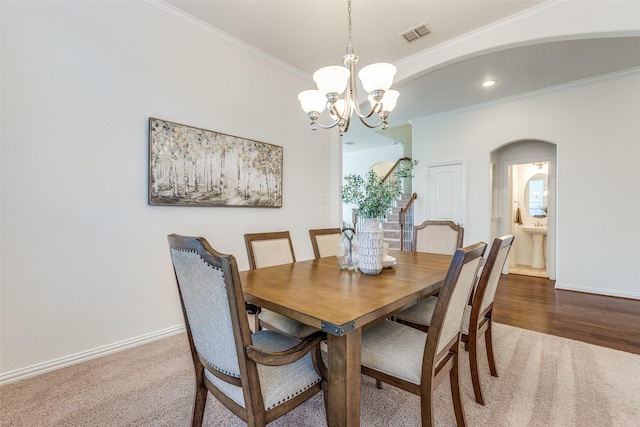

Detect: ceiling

[166,1,640,152]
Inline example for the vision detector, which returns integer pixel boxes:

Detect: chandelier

[297,0,399,136]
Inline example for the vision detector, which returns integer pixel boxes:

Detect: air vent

[401,24,430,43]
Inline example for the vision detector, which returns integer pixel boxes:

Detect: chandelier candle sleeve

[297,0,399,135]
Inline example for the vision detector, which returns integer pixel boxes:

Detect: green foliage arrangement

[341,170,402,219]
[396,159,419,179]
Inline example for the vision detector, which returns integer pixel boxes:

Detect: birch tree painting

[149,118,282,207]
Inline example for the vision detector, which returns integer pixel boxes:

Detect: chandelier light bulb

[358,63,397,94]
[379,90,399,112]
[298,90,327,114]
[313,66,350,97]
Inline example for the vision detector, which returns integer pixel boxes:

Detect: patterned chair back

[427,243,486,355]
[477,235,515,315]
[245,231,295,269]
[309,228,341,259]
[413,220,464,255]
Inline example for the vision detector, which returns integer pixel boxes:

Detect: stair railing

[384,157,418,251]
[351,157,418,251]
[399,192,418,250]
[382,156,412,183]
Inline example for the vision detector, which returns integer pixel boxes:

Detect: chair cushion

[395,299,476,336]
[259,309,319,339]
[205,330,322,411]
[361,320,427,385]
[461,305,471,335]
[461,307,491,336]
[394,296,438,326]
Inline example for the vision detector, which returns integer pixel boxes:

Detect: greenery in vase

[396,159,419,179]
[341,170,402,219]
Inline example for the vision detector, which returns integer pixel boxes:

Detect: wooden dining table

[239,249,452,427]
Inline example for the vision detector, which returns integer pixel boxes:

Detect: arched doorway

[491,140,557,280]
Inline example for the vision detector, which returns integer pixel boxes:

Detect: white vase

[358,217,384,275]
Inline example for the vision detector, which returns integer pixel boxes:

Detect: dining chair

[394,235,515,405]
[167,234,327,427]
[244,231,319,339]
[412,220,464,254]
[360,242,486,427]
[308,227,341,259]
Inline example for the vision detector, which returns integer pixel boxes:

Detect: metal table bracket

[321,320,356,336]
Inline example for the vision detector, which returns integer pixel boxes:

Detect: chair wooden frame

[412,220,464,254]
[395,235,515,406]
[308,228,341,259]
[245,231,319,338]
[168,234,327,427]
[463,235,514,405]
[361,243,486,427]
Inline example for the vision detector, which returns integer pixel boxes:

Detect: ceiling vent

[401,24,430,43]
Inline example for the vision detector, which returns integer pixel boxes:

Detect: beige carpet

[1,323,639,426]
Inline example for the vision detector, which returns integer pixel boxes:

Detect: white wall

[0,1,336,380]
[412,70,640,299]
[342,144,404,224]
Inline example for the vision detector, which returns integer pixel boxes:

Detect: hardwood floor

[493,273,640,355]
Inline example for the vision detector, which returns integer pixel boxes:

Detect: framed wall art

[149,118,283,207]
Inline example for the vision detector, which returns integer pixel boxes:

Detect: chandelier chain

[347,0,352,46]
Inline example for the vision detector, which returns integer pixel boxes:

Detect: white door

[427,163,464,225]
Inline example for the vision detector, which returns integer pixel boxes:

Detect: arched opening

[491,140,557,279]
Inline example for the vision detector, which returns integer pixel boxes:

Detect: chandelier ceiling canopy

[297,0,399,136]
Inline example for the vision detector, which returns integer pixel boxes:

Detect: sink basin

[522,226,547,236]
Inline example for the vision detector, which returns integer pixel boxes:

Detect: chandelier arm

[330,102,347,121]
[341,117,350,134]
[313,118,343,130]
[356,115,387,129]
[352,100,382,119]
[345,55,386,120]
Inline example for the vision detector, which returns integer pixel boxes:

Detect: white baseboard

[0,325,186,386]
[555,282,640,300]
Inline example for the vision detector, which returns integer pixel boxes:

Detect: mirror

[526,173,548,218]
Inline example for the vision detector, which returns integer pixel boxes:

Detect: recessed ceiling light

[482,80,496,87]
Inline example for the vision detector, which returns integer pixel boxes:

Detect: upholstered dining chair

[244,231,319,339]
[394,235,515,405]
[360,242,486,427]
[412,220,464,254]
[308,228,341,259]
[167,234,327,427]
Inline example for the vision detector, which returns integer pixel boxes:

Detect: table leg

[326,330,361,427]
